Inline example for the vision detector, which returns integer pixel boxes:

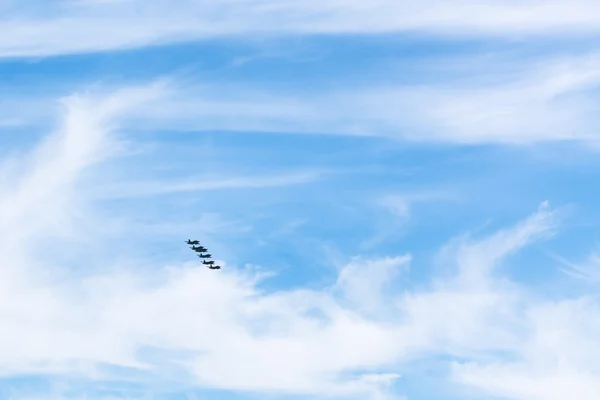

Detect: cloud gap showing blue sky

[2,1,600,399]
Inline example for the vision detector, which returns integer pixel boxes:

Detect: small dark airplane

[186,239,200,245]
[197,253,212,258]
[208,265,221,270]
[191,246,208,252]
[202,260,215,265]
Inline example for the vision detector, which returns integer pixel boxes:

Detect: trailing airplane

[208,265,221,270]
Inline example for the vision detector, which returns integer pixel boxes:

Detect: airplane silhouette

[185,240,221,270]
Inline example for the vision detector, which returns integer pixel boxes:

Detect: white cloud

[404,56,600,144]
[0,85,409,398]
[453,297,600,400]
[361,191,460,250]
[452,200,557,284]
[3,84,600,400]
[103,53,600,146]
[397,203,557,356]
[4,52,600,147]
[89,170,325,199]
[3,0,600,58]
[379,196,411,220]
[0,82,165,250]
[333,255,411,313]
[551,250,600,284]
[359,196,412,250]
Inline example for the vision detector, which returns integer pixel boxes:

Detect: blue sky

[2,1,600,399]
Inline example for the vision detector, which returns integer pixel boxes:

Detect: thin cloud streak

[3,0,600,58]
[4,52,600,147]
[90,171,325,199]
[115,53,600,146]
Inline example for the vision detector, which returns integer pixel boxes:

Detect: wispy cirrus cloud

[3,0,600,58]
[2,1,600,399]
[91,170,325,199]
[4,44,600,148]
[550,250,600,284]
[72,52,595,147]
[0,82,166,248]
[2,85,600,400]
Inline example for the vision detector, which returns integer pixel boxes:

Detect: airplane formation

[186,239,221,270]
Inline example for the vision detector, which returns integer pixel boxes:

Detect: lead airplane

[186,239,200,245]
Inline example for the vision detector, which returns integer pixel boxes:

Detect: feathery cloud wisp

[3,0,600,58]
[3,87,600,400]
